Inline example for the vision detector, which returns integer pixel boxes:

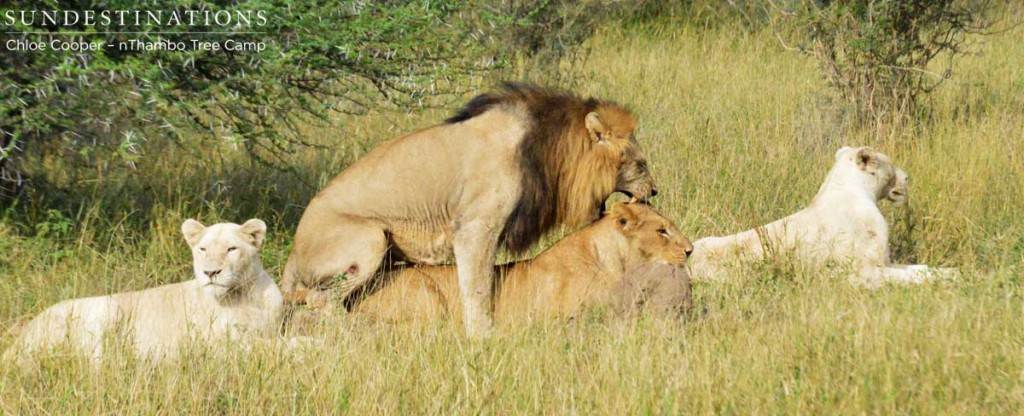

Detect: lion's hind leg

[284,215,388,311]
[689,232,765,281]
[6,297,115,362]
[890,265,961,282]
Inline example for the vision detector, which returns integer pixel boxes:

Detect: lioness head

[182,219,267,298]
[834,146,909,204]
[608,202,693,267]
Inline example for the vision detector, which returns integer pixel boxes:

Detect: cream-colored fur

[5,219,284,361]
[688,146,958,287]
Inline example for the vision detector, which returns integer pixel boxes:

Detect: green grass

[2,16,1024,414]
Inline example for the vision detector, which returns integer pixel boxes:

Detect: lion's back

[119,282,196,355]
[9,295,120,358]
[313,111,526,216]
[292,110,527,267]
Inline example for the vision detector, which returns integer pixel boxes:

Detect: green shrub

[0,0,499,204]
[798,0,995,126]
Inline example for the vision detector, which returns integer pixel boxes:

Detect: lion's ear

[611,203,640,231]
[856,147,879,171]
[239,219,267,249]
[835,146,851,160]
[585,111,608,143]
[182,219,206,248]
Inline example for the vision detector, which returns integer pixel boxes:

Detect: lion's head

[182,219,267,298]
[581,106,657,205]
[613,143,658,203]
[832,146,908,204]
[449,83,655,254]
[607,202,693,267]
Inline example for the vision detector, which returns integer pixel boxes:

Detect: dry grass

[2,16,1023,414]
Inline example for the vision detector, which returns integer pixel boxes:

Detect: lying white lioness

[5,219,284,361]
[688,146,957,287]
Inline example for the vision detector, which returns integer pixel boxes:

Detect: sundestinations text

[3,10,268,28]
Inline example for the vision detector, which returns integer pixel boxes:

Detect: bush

[799,0,995,126]
[479,0,681,84]
[745,0,998,128]
[0,0,500,204]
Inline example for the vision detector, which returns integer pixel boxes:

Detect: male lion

[282,83,656,336]
[349,202,694,324]
[688,146,958,286]
[5,219,284,361]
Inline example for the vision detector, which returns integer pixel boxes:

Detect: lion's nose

[204,270,222,278]
[682,240,694,257]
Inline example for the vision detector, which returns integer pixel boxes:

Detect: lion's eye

[227,247,238,253]
[199,247,206,252]
[657,228,669,237]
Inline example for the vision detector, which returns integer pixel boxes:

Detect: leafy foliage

[482,0,681,85]
[486,0,674,56]
[798,0,995,125]
[0,0,498,201]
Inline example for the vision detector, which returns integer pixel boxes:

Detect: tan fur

[351,203,693,325]
[688,146,958,287]
[4,219,284,362]
[281,83,655,336]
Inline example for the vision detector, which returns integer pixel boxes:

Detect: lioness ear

[835,146,851,160]
[239,219,267,248]
[182,219,206,248]
[585,111,608,143]
[856,147,878,171]
[611,203,640,230]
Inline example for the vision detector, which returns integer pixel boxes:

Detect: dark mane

[448,82,624,254]
[445,93,502,124]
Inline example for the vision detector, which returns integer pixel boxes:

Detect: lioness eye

[199,247,206,252]
[227,247,238,252]
[657,228,669,236]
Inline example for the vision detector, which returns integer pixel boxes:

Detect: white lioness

[5,219,284,361]
[688,146,957,287]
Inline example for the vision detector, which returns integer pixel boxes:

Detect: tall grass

[2,15,1023,414]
